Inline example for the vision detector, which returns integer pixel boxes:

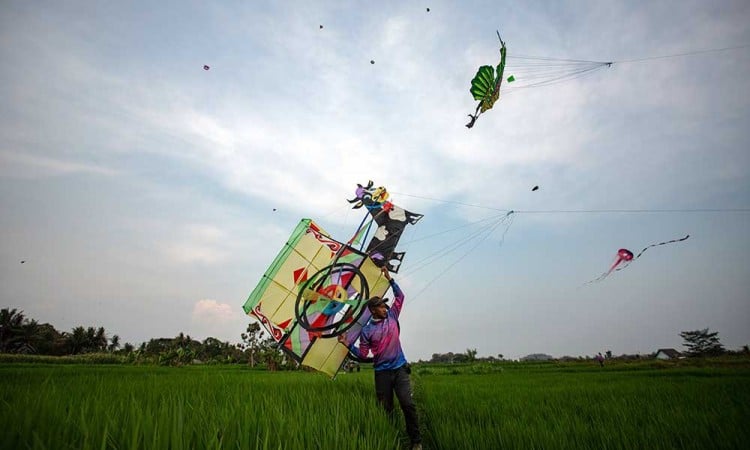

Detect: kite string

[407,212,515,304]
[409,214,513,303]
[402,214,508,275]
[498,43,750,92]
[403,212,510,245]
[391,192,750,214]
[511,43,750,66]
[613,44,750,63]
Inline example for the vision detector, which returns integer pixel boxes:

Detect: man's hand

[381,266,392,281]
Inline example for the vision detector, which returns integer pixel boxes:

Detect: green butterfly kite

[466,31,515,129]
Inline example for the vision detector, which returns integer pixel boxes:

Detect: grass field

[1,361,748,449]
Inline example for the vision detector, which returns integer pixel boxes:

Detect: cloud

[0,150,117,178]
[192,299,235,324]
[1,1,748,359]
[190,299,247,342]
[161,224,229,265]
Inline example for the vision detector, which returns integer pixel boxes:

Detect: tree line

[0,308,291,368]
[2,308,746,367]
[426,328,745,363]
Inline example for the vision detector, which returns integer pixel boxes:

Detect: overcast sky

[1,1,748,360]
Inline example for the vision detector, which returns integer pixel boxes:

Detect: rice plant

[1,363,748,449]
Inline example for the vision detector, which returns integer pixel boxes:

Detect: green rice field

[1,361,748,449]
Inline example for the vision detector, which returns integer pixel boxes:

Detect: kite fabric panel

[298,249,391,376]
[346,181,423,273]
[243,218,393,378]
[365,203,424,273]
[243,219,338,340]
[466,31,509,128]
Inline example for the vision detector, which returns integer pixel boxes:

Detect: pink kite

[587,248,633,284]
[585,235,689,285]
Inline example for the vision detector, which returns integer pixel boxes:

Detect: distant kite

[426,8,430,12]
[466,32,612,129]
[320,25,323,29]
[588,248,633,283]
[370,60,375,64]
[532,186,539,191]
[586,235,690,284]
[203,65,210,70]
[466,32,513,128]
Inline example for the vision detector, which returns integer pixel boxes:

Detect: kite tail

[586,262,619,285]
[586,253,631,284]
[634,234,690,260]
[584,270,611,285]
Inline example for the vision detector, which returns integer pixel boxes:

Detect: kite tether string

[503,43,749,91]
[390,191,749,214]
[406,211,515,304]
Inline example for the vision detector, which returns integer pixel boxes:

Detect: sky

[1,0,748,361]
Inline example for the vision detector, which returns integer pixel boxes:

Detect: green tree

[68,326,88,354]
[466,348,478,362]
[94,327,107,352]
[108,335,120,352]
[680,328,725,356]
[200,337,227,361]
[240,322,263,367]
[0,308,26,353]
[15,318,41,354]
[34,323,67,355]
[257,337,293,371]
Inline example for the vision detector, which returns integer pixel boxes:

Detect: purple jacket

[357,279,407,371]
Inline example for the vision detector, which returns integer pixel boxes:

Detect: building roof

[655,348,682,358]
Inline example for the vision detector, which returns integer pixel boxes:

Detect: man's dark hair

[367,296,387,309]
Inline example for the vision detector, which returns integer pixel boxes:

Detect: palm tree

[35,323,66,355]
[94,327,107,352]
[16,319,41,354]
[84,327,97,352]
[68,326,88,354]
[0,308,26,353]
[108,335,120,352]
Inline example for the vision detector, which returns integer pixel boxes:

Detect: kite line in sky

[465,33,750,128]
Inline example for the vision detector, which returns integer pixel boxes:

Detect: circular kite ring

[294,262,370,337]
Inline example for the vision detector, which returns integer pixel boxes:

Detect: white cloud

[192,299,235,324]
[0,151,117,178]
[190,299,248,343]
[1,1,748,359]
[161,224,229,265]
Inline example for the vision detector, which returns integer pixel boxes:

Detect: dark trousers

[374,365,421,444]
